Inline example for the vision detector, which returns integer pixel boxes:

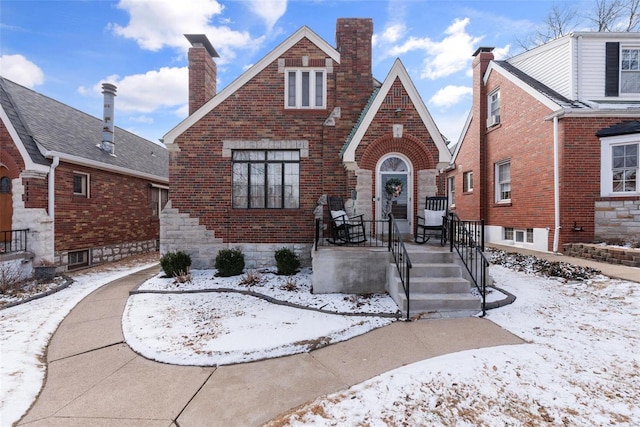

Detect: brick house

[0,77,168,272]
[162,19,451,268]
[447,33,640,253]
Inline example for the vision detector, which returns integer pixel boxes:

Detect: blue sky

[0,0,583,145]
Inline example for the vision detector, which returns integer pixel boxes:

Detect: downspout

[552,117,560,253]
[48,156,59,219]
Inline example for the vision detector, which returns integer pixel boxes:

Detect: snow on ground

[0,258,158,427]
[2,251,640,427]
[123,267,398,365]
[268,266,640,426]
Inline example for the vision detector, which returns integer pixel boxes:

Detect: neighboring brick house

[447,32,640,253]
[0,77,168,271]
[162,19,451,268]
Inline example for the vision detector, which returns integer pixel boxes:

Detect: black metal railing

[314,216,412,320]
[1,229,29,254]
[447,214,488,316]
[314,218,394,249]
[388,215,412,320]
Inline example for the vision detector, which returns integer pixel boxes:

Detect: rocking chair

[415,196,448,246]
[327,196,367,245]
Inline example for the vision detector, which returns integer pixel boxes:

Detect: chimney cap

[472,46,494,57]
[101,82,117,95]
[185,34,219,58]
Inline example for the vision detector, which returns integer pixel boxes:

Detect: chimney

[185,34,219,115]
[101,83,117,156]
[472,47,494,223]
[335,18,373,85]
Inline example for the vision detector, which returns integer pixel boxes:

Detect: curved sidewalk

[19,265,525,427]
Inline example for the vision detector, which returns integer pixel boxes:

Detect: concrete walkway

[18,265,525,427]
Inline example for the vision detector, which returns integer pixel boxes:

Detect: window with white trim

[73,172,89,197]
[601,135,639,196]
[463,171,473,192]
[232,150,300,209]
[621,47,640,94]
[495,160,511,202]
[68,249,89,270]
[487,89,500,127]
[151,187,169,217]
[285,69,326,109]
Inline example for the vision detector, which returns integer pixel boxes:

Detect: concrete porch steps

[387,245,482,318]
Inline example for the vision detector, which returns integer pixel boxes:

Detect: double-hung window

[447,176,455,206]
[621,47,640,94]
[487,89,500,127]
[285,69,326,109]
[612,143,638,193]
[232,150,300,209]
[495,160,511,203]
[151,186,169,217]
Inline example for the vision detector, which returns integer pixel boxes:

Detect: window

[0,176,10,193]
[515,228,534,244]
[73,173,89,197]
[463,171,473,193]
[447,176,455,206]
[68,250,89,270]
[503,227,514,240]
[527,228,534,243]
[612,143,638,192]
[285,69,326,109]
[495,161,511,202]
[621,47,640,94]
[487,89,500,127]
[232,150,300,209]
[151,187,169,217]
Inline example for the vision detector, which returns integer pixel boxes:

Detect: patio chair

[415,196,448,246]
[327,196,367,245]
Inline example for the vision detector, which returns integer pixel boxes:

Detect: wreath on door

[385,178,403,198]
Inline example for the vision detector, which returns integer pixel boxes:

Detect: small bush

[215,248,245,277]
[160,251,192,278]
[274,247,300,275]
[239,270,263,287]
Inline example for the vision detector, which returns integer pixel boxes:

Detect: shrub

[215,248,245,277]
[160,251,192,278]
[274,247,300,275]
[239,270,263,287]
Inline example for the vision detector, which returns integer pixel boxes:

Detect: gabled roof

[341,58,450,164]
[485,61,589,112]
[0,77,168,181]
[164,25,340,146]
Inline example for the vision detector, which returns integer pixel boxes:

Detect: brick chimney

[185,34,219,115]
[335,18,373,88]
[101,83,117,156]
[472,47,494,222]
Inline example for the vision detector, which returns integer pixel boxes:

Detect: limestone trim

[222,139,309,158]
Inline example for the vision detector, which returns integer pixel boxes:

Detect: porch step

[387,246,481,318]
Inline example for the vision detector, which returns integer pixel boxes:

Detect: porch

[312,217,488,319]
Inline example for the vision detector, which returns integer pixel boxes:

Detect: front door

[0,167,12,244]
[378,156,411,234]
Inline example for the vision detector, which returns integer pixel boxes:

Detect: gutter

[48,156,59,219]
[552,117,560,253]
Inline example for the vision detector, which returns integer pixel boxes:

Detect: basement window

[68,250,89,270]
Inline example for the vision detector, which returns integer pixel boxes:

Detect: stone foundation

[55,239,159,271]
[563,243,640,268]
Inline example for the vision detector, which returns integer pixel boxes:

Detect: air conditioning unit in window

[486,115,501,127]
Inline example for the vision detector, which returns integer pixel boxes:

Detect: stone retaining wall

[563,243,640,268]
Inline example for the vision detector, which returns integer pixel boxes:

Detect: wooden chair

[415,196,448,245]
[327,196,366,245]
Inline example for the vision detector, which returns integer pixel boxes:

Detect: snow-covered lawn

[2,250,639,427]
[268,266,640,426]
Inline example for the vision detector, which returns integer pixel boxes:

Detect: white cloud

[380,23,406,43]
[79,66,188,114]
[0,54,44,88]
[429,85,472,109]
[109,0,258,65]
[385,18,483,80]
[245,0,287,30]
